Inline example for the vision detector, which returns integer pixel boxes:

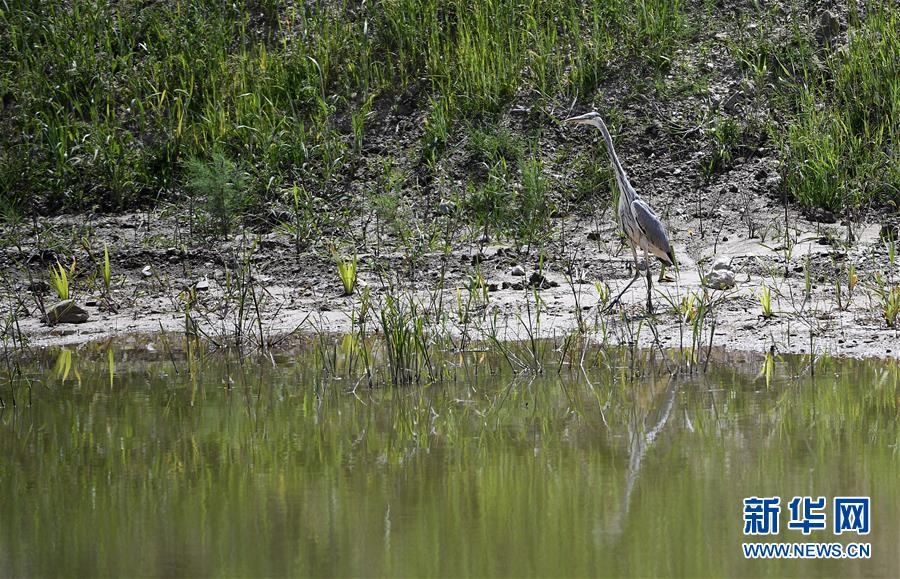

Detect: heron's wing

[631,199,674,265]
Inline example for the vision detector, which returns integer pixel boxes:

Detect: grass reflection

[0,343,897,577]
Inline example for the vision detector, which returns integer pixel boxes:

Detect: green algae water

[1,343,898,577]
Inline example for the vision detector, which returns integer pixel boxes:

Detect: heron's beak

[563,113,594,125]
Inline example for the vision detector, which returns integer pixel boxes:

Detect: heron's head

[564,111,604,128]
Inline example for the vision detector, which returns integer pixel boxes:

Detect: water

[1,342,898,577]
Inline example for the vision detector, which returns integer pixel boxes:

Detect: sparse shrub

[514,155,553,245]
[464,161,511,240]
[701,117,742,180]
[184,151,249,239]
[469,125,524,166]
[422,95,453,168]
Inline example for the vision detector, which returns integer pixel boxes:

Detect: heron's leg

[658,263,677,282]
[644,249,654,314]
[603,246,641,313]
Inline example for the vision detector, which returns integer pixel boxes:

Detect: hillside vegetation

[0,1,897,230]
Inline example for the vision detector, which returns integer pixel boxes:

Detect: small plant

[838,263,859,311]
[184,151,249,239]
[282,184,315,257]
[101,244,111,294]
[678,291,699,323]
[515,154,552,246]
[466,269,490,305]
[701,117,742,180]
[759,286,773,319]
[595,281,610,310]
[49,259,72,300]
[351,94,375,153]
[882,286,900,328]
[336,255,358,296]
[422,94,453,168]
[803,255,812,300]
[847,264,858,296]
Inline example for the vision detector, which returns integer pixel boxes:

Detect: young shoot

[759,286,773,319]
[337,255,358,296]
[49,259,71,300]
[595,281,610,310]
[102,244,112,295]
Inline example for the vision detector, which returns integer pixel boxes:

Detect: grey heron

[565,111,675,313]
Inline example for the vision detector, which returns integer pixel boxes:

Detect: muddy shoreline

[3,208,898,360]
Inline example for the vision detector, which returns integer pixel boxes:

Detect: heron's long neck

[595,119,634,202]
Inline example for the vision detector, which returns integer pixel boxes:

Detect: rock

[502,281,525,291]
[817,10,840,44]
[880,223,899,242]
[809,208,837,224]
[27,280,51,293]
[704,268,736,291]
[141,265,152,278]
[50,328,78,336]
[487,283,499,292]
[528,272,558,290]
[510,265,526,277]
[166,247,183,263]
[26,249,55,265]
[195,278,210,291]
[43,300,89,324]
[258,234,282,250]
[711,257,733,272]
[436,200,455,215]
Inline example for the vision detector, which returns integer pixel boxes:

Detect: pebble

[195,278,210,291]
[510,265,525,276]
[141,265,152,278]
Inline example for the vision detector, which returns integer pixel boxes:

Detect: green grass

[777,7,899,211]
[0,0,687,215]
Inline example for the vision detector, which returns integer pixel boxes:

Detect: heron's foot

[658,271,676,283]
